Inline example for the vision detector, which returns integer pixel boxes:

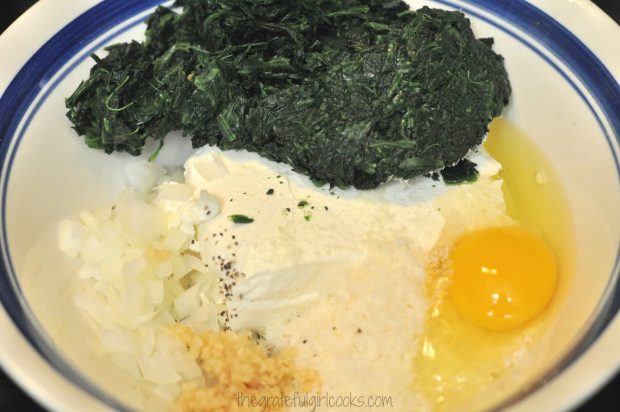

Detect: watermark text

[237,391,394,411]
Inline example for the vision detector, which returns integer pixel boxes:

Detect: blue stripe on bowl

[0,0,618,410]
[468,0,620,142]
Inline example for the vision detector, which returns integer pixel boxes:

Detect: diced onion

[59,162,225,404]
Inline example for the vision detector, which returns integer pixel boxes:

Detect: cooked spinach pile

[66,0,510,189]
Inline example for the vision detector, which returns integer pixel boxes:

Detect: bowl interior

[1,0,620,410]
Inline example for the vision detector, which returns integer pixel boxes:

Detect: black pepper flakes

[266,188,275,195]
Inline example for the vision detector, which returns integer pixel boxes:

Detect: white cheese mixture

[184,149,447,331]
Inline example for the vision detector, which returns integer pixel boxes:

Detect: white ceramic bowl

[1,0,619,411]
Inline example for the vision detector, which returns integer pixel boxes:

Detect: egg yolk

[449,226,557,331]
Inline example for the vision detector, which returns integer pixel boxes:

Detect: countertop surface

[1,0,619,411]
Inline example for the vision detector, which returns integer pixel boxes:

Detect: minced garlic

[173,327,319,412]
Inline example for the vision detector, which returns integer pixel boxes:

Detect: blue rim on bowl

[0,0,619,410]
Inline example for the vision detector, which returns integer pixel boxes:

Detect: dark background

[1,0,619,411]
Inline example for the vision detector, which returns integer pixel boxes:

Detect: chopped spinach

[66,0,510,189]
[229,214,254,224]
[441,159,479,184]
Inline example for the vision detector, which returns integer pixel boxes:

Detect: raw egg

[413,120,572,411]
[449,226,558,331]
